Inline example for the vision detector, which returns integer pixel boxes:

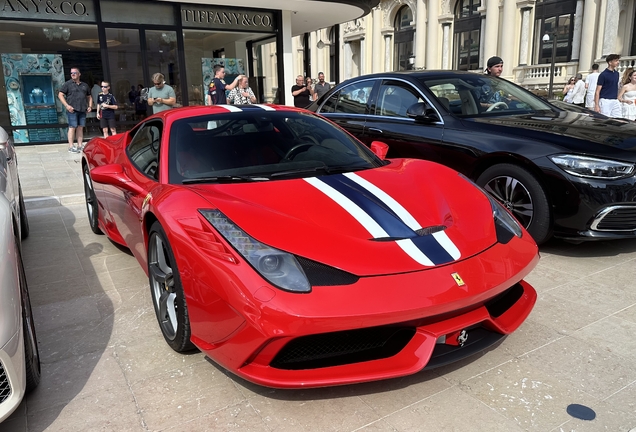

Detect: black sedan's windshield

[420,75,556,117]
[168,111,382,184]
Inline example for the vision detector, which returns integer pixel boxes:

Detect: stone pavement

[1,143,636,432]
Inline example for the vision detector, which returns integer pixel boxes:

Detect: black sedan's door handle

[368,127,383,134]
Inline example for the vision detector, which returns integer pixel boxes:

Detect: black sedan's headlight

[200,209,311,293]
[549,154,635,179]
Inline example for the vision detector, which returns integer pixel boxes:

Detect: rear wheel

[18,240,40,392]
[83,164,102,234]
[477,163,551,244]
[148,222,195,352]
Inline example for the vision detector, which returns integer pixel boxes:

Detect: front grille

[592,206,636,231]
[0,361,11,404]
[295,256,359,286]
[270,326,415,370]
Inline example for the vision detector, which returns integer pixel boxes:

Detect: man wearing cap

[478,56,507,108]
[485,56,504,77]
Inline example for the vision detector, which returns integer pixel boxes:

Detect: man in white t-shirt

[584,63,600,109]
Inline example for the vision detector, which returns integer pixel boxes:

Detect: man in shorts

[58,67,92,153]
[96,81,118,138]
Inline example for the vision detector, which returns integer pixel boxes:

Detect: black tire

[148,221,195,352]
[18,242,41,392]
[83,164,102,234]
[18,183,29,240]
[476,163,552,244]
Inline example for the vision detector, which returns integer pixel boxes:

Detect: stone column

[478,5,487,69]
[344,41,352,79]
[571,0,584,61]
[281,10,295,106]
[360,38,366,75]
[579,0,599,70]
[439,15,453,69]
[426,0,440,69]
[372,8,383,72]
[482,0,500,63]
[415,0,427,69]
[518,7,532,66]
[602,0,620,56]
[500,0,517,77]
[384,33,392,71]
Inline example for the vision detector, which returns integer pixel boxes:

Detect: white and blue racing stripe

[219,104,276,112]
[305,173,461,266]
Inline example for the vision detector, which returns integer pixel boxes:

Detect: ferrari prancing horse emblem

[451,272,465,286]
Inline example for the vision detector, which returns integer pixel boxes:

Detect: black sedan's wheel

[477,163,551,244]
[18,241,40,392]
[83,164,102,234]
[18,182,29,240]
[148,221,195,352]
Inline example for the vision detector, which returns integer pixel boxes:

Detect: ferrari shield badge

[451,272,465,286]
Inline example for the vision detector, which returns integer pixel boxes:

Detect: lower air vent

[484,283,524,318]
[270,326,415,370]
[0,361,11,404]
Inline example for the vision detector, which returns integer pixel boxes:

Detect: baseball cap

[487,56,504,68]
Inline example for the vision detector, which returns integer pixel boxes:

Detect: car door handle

[368,127,383,134]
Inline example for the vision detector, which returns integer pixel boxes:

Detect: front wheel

[477,163,552,244]
[83,164,102,234]
[148,221,195,352]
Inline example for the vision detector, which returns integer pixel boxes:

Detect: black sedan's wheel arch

[147,221,196,353]
[476,162,552,245]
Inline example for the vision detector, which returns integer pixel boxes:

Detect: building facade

[0,0,378,144]
[291,0,636,95]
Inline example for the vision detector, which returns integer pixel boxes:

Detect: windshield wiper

[270,165,364,178]
[182,175,269,184]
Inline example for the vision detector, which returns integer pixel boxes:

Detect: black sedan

[309,71,636,244]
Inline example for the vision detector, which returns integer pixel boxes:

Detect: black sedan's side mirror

[406,103,440,123]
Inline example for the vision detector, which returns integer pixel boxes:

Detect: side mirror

[91,164,145,195]
[370,141,389,160]
[406,102,440,123]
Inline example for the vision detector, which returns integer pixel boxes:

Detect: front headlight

[458,174,523,243]
[489,194,523,242]
[200,209,311,293]
[549,154,635,179]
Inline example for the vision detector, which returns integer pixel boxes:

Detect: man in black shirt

[58,67,92,153]
[291,75,311,108]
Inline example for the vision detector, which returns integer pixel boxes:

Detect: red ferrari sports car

[82,104,538,388]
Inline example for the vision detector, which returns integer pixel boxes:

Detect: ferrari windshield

[419,75,556,117]
[169,110,382,184]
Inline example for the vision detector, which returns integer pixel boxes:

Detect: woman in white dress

[618,69,636,120]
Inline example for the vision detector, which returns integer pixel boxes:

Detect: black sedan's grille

[594,206,636,231]
[0,361,11,404]
[270,326,416,370]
